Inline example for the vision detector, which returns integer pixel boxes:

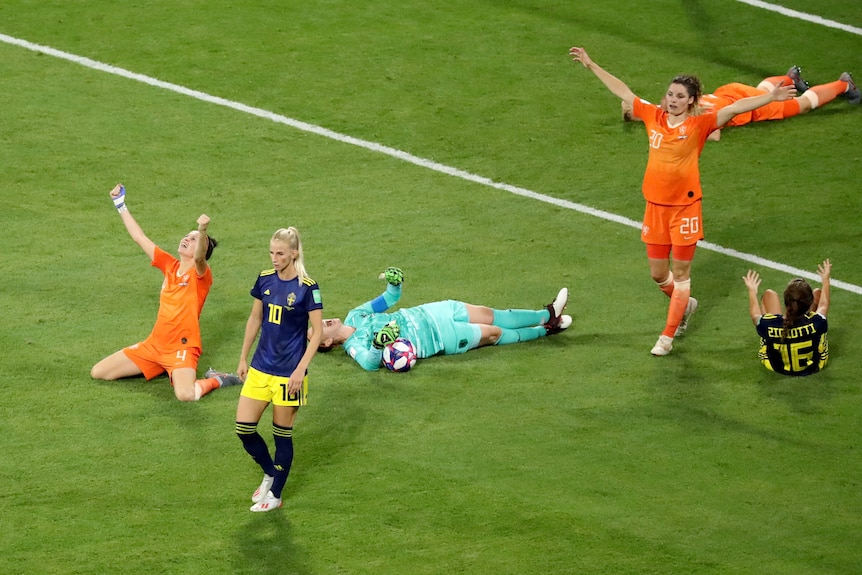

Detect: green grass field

[1,1,860,574]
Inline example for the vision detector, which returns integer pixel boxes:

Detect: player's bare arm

[110,183,156,261]
[743,270,763,324]
[816,259,831,317]
[716,81,795,126]
[569,46,636,105]
[237,298,264,381]
[194,214,210,275]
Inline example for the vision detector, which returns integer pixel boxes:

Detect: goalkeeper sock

[236,422,276,476]
[270,424,294,499]
[492,309,547,328]
[495,326,545,345]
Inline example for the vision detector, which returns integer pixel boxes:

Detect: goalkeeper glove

[112,185,127,212]
[372,321,400,349]
[384,267,404,286]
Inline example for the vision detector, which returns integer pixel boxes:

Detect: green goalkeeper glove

[384,267,404,286]
[372,321,400,349]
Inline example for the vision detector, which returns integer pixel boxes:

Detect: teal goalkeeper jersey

[343,284,445,370]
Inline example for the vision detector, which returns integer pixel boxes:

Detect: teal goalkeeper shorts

[420,300,481,355]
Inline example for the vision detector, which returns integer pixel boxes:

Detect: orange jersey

[633,97,717,206]
[146,246,212,350]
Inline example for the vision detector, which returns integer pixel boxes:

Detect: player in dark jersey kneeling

[743,259,831,376]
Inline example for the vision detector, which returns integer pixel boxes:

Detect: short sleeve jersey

[633,97,718,206]
[146,246,212,350]
[249,270,323,377]
[755,312,828,376]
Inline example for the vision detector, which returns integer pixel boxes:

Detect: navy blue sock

[270,423,294,499]
[236,421,276,477]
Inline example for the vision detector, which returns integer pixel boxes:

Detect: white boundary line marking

[1,31,859,294]
[733,0,862,36]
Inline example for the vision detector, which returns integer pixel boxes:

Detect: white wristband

[113,185,126,211]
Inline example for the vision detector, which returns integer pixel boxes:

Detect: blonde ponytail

[271,227,309,282]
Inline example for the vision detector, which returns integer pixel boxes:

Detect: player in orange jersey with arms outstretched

[569,47,795,356]
[91,184,240,401]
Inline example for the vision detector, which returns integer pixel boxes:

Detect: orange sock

[194,377,220,400]
[662,280,690,337]
[757,75,789,91]
[657,271,674,297]
[804,81,847,109]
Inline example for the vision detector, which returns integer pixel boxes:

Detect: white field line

[733,0,862,36]
[1,31,859,294]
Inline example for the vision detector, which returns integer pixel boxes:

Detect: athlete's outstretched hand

[770,80,797,102]
[384,267,403,286]
[742,269,761,292]
[197,214,210,232]
[569,46,593,68]
[817,259,831,282]
[378,267,404,285]
[110,183,127,211]
[373,321,400,349]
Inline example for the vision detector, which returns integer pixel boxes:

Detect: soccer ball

[382,338,417,372]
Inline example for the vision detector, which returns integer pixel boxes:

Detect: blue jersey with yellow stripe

[250,270,322,377]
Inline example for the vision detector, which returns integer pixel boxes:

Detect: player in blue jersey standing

[743,259,831,376]
[233,227,323,512]
[314,267,571,371]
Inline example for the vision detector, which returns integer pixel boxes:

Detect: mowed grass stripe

[2,30,858,295]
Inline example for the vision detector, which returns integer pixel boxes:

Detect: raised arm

[343,270,405,370]
[110,184,156,261]
[815,259,831,317]
[569,47,636,105]
[742,270,763,325]
[362,267,404,313]
[716,82,795,127]
[194,214,210,276]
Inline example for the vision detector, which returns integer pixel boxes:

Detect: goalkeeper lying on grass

[311,267,572,370]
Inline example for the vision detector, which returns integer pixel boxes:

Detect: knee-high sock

[270,423,294,499]
[757,75,790,91]
[662,279,691,338]
[236,422,276,476]
[657,271,674,298]
[492,309,548,328]
[495,326,546,345]
[803,80,848,109]
[194,377,220,400]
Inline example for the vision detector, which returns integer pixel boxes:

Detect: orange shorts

[714,83,801,126]
[123,338,201,381]
[641,200,703,249]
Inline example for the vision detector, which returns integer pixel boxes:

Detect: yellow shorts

[240,367,308,406]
